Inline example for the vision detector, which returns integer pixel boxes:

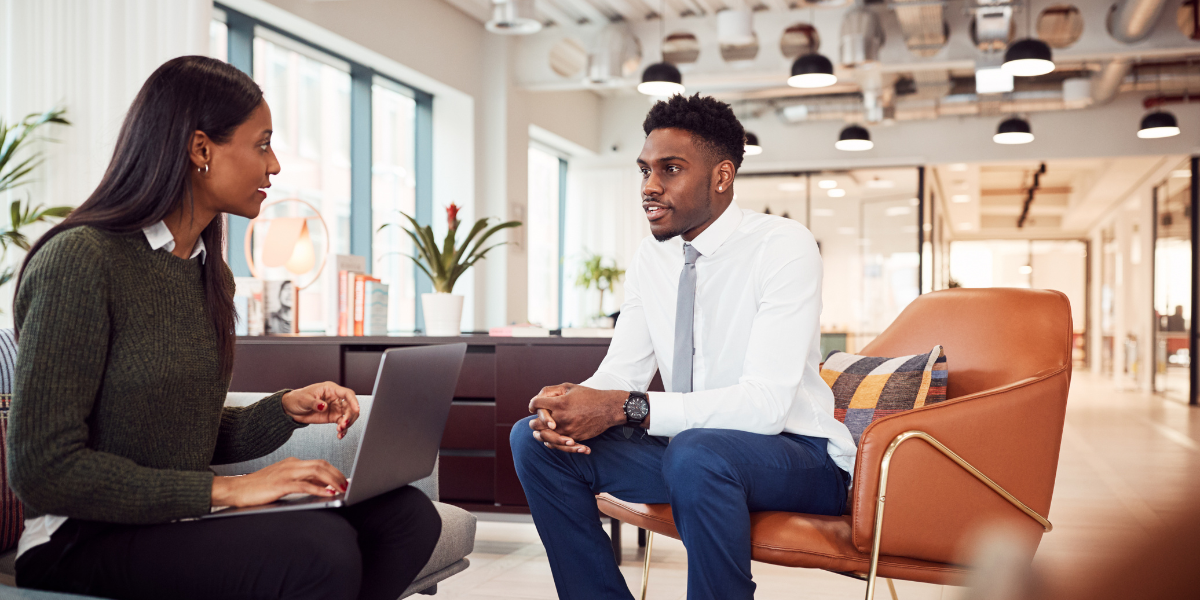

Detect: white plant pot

[422,293,464,337]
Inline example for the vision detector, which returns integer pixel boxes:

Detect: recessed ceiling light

[866,178,894,189]
[812,208,835,217]
[952,194,971,203]
[837,226,856,235]
[828,188,847,198]
[958,222,974,230]
[1171,170,1192,178]
[1019,265,1033,274]
[886,206,911,216]
[949,163,968,172]
[909,197,920,206]
[818,179,838,189]
[778,181,806,192]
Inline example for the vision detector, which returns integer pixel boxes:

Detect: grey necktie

[672,243,700,393]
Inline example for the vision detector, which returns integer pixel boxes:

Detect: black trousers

[15,486,442,600]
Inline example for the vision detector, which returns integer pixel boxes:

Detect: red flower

[446,203,460,230]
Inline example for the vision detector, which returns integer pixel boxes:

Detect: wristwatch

[622,391,650,439]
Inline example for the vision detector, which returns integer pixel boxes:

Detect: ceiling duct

[586,25,642,84]
[1090,58,1131,105]
[973,2,1013,52]
[717,9,759,62]
[892,0,948,57]
[840,5,885,67]
[1108,0,1169,43]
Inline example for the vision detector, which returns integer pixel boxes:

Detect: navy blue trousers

[510,417,849,600]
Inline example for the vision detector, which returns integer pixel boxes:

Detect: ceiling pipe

[1091,58,1131,105]
[1143,93,1200,108]
[1109,0,1169,43]
[840,4,885,67]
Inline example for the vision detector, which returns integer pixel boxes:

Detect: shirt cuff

[647,392,686,437]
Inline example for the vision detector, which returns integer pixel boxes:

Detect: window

[209,15,227,61]
[217,4,432,334]
[528,146,565,329]
[251,34,352,332]
[372,79,418,332]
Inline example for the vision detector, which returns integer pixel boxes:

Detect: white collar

[686,200,743,258]
[142,220,207,264]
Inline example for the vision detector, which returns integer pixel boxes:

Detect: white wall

[0,0,211,328]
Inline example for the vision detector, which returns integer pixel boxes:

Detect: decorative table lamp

[244,198,329,333]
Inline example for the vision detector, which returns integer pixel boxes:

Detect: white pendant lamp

[1138,111,1181,138]
[639,0,684,96]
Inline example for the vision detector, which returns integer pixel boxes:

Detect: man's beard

[654,176,713,242]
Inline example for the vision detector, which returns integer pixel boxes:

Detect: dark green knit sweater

[8,225,304,524]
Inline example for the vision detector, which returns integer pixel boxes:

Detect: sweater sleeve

[8,232,214,524]
[211,390,306,465]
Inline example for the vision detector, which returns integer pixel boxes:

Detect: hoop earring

[199,164,209,174]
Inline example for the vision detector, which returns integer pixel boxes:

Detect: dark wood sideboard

[231,335,663,513]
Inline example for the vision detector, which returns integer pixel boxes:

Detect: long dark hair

[15,56,263,378]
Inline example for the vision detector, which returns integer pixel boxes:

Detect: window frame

[218,3,433,331]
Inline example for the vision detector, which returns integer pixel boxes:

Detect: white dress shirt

[17,221,207,558]
[580,201,857,480]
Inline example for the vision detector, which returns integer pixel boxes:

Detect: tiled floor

[436,371,1200,599]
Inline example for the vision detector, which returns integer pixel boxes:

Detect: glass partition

[736,168,922,354]
[1153,161,1192,402]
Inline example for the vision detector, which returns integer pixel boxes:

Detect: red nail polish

[317,403,326,411]
[340,483,348,491]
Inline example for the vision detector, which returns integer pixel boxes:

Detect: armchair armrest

[212,393,439,502]
[849,367,1070,565]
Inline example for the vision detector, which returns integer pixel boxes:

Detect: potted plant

[380,203,519,336]
[575,253,625,326]
[0,108,74,292]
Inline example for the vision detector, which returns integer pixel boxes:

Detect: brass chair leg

[886,578,899,600]
[639,531,654,600]
[863,430,1053,600]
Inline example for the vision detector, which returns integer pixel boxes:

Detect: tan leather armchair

[598,288,1073,600]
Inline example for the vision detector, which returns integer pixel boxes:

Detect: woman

[7,56,441,600]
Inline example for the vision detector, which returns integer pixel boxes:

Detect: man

[510,94,856,600]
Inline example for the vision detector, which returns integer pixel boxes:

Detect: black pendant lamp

[1002,39,1054,76]
[1138,111,1181,138]
[638,62,684,96]
[639,0,685,96]
[835,125,873,151]
[993,116,1034,144]
[788,53,836,88]
[744,132,763,156]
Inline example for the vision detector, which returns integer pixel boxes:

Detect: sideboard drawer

[441,402,495,450]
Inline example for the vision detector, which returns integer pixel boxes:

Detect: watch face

[627,398,649,420]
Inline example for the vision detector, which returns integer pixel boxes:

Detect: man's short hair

[642,94,745,172]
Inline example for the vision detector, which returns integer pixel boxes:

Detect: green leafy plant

[0,108,74,287]
[378,203,521,294]
[575,253,625,318]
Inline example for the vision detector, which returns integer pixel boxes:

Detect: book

[233,278,264,336]
[328,255,366,336]
[488,324,552,337]
[365,281,389,336]
[340,269,364,336]
[264,280,298,334]
[354,274,381,336]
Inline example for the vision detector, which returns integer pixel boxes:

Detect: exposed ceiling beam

[601,0,652,21]
[535,0,580,25]
[556,0,611,24]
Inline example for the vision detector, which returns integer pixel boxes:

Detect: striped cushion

[0,329,22,552]
[821,346,948,446]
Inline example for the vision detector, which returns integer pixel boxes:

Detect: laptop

[203,343,467,519]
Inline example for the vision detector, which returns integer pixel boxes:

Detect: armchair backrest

[861,288,1073,399]
[850,288,1073,564]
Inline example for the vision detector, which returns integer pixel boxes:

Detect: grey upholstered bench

[0,391,476,599]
